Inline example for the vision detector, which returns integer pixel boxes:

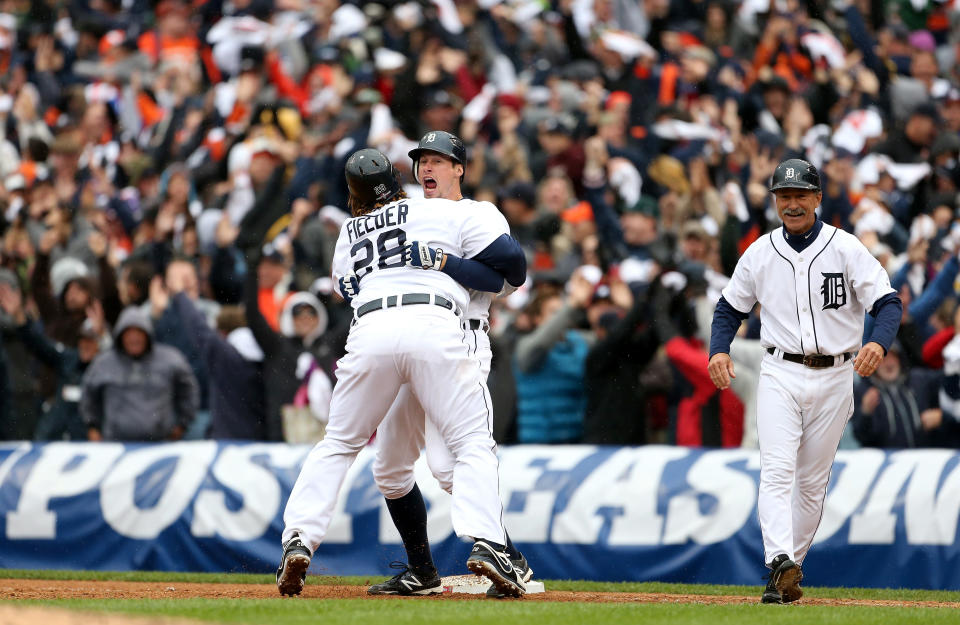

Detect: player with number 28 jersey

[278,148,522,600]
[331,197,509,314]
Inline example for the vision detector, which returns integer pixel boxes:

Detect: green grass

[542,580,960,602]
[2,569,959,602]
[2,569,958,625]
[7,599,960,625]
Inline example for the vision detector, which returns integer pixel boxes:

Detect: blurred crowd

[3,0,960,449]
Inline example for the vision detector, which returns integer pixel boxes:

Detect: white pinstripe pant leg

[792,363,854,564]
[756,355,803,564]
[404,320,505,545]
[372,385,425,499]
[424,328,492,495]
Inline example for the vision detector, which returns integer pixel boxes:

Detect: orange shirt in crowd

[138,31,201,66]
[258,288,292,332]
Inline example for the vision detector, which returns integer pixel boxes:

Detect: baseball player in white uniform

[277,148,527,598]
[354,132,531,598]
[707,158,902,603]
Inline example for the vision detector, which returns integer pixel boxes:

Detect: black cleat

[276,534,312,597]
[761,554,803,604]
[368,562,443,596]
[486,554,533,598]
[761,576,782,604]
[466,540,526,598]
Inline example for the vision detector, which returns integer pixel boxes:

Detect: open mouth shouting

[423,176,438,194]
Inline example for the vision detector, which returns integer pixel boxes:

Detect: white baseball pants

[282,306,506,551]
[373,327,492,498]
[756,352,854,566]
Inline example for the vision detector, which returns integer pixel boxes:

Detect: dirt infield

[1,579,958,609]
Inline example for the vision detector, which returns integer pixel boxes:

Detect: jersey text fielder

[707,158,902,604]
[276,148,525,598]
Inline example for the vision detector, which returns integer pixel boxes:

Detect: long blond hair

[349,188,409,217]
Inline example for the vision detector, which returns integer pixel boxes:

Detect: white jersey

[331,197,508,314]
[721,223,894,356]
[457,198,509,320]
[464,290,493,321]
[289,198,512,555]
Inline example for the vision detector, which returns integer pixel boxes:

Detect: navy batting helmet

[408,130,466,183]
[345,148,402,206]
[769,158,821,192]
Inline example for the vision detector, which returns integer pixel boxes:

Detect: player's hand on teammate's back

[404,241,444,270]
[707,353,736,390]
[853,341,885,377]
[338,274,360,303]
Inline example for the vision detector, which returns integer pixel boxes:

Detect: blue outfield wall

[0,442,958,589]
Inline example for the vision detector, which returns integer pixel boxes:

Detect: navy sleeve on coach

[866,292,903,354]
[709,296,750,358]
[440,254,505,293]
[470,233,528,287]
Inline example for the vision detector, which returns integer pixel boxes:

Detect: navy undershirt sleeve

[440,254,505,292]
[470,233,528,287]
[709,296,750,358]
[866,292,902,354]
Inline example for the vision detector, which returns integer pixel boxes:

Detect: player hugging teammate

[277,136,532,599]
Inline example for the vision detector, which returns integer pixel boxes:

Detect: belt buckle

[802,355,827,368]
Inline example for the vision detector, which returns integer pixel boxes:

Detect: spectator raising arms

[513,271,593,444]
[0,281,102,440]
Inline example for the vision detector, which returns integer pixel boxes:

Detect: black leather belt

[767,347,852,369]
[465,319,488,331]
[356,293,455,318]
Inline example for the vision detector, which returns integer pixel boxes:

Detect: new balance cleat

[368,562,443,596]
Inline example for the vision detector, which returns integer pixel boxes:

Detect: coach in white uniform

[707,158,902,604]
[276,149,527,598]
